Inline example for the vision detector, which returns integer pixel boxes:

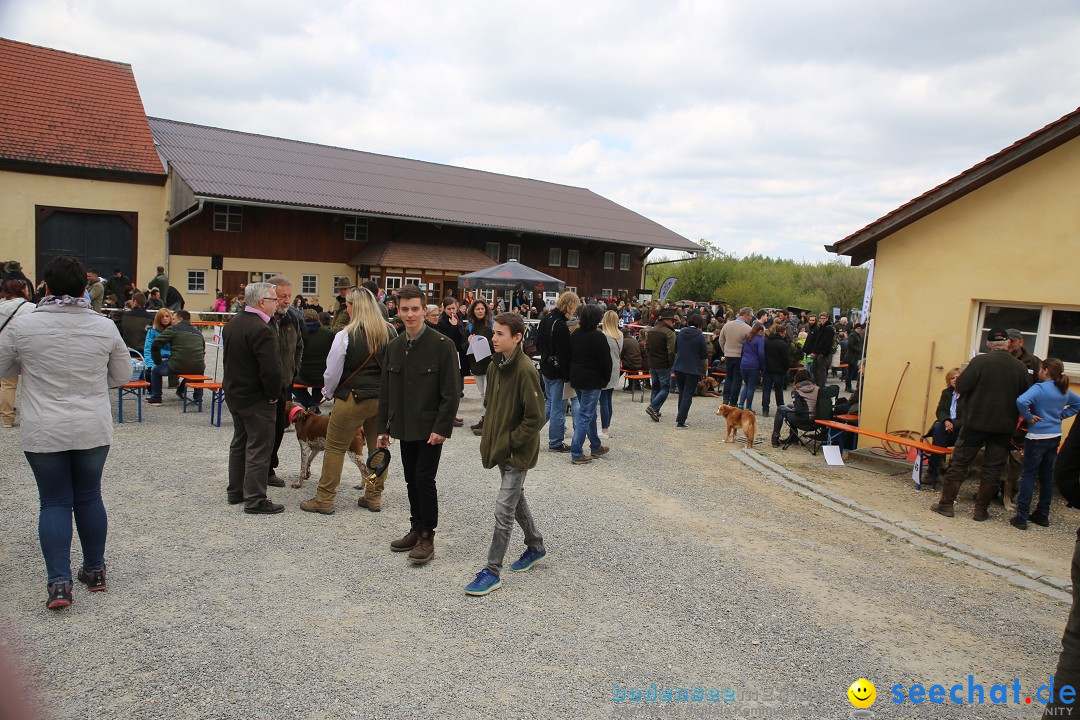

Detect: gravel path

[0,372,1072,719]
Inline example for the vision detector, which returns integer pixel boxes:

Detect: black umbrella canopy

[458,260,565,293]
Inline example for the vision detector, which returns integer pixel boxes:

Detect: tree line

[645,242,869,315]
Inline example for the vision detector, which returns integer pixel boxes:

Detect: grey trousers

[485,462,544,577]
[226,400,277,509]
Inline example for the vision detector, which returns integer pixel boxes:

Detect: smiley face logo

[847,678,876,708]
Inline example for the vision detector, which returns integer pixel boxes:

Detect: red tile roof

[348,242,497,273]
[0,38,164,180]
[831,106,1080,264]
[149,118,702,253]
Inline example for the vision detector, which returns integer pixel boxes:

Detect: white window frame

[549,248,561,267]
[566,249,579,268]
[601,288,613,298]
[187,269,207,294]
[344,216,368,242]
[566,286,577,294]
[507,244,521,262]
[974,302,1080,374]
[385,276,403,292]
[404,276,422,288]
[603,252,615,270]
[479,289,496,303]
[620,253,631,271]
[213,204,242,232]
[301,274,318,295]
[369,275,380,289]
[485,242,500,262]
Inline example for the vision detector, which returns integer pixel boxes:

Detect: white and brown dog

[285,402,368,488]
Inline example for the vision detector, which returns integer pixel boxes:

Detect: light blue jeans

[571,388,603,459]
[542,375,578,449]
[484,462,544,577]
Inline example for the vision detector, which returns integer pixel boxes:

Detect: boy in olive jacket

[465,313,547,596]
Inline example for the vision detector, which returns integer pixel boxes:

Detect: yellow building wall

[858,136,1080,446]
[168,255,356,310]
[0,169,166,282]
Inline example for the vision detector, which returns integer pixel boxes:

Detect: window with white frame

[975,303,1080,373]
[601,288,612,298]
[301,275,318,295]
[479,289,495,303]
[344,216,368,241]
[385,276,402,292]
[187,270,206,293]
[620,253,631,271]
[549,248,561,267]
[603,252,615,270]
[566,286,577,294]
[213,204,242,232]
[485,242,500,262]
[404,276,422,288]
[507,244,521,262]
[369,275,380,289]
[566,249,579,268]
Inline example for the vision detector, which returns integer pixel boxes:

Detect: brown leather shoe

[391,527,419,552]
[408,530,434,564]
[930,502,954,518]
[592,445,610,457]
[358,497,381,512]
[972,508,989,522]
[300,498,335,515]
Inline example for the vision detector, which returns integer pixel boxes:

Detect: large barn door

[36,207,137,283]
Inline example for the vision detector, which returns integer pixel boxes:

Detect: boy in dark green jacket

[465,313,547,596]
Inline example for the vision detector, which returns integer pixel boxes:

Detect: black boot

[771,434,780,448]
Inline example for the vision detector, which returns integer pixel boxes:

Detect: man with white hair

[930,328,1031,521]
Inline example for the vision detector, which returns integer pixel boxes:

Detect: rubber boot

[409,530,435,564]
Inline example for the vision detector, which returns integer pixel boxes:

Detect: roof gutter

[168,198,205,229]
[188,195,702,254]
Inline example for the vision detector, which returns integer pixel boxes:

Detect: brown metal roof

[831,106,1080,265]
[148,117,702,253]
[0,39,164,181]
[348,242,496,273]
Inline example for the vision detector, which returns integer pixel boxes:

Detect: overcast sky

[4,1,1079,262]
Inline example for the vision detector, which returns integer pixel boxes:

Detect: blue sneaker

[464,569,502,596]
[510,547,547,572]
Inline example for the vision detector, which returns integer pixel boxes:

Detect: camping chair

[781,384,839,455]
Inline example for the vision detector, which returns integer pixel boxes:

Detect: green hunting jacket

[480,344,545,470]
[378,324,460,442]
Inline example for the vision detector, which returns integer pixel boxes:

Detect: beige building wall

[859,136,1080,445]
[168,255,356,310]
[0,169,166,282]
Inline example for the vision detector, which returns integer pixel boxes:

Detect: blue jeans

[723,356,742,405]
[485,462,543,578]
[761,372,785,413]
[151,363,204,402]
[571,388,602,459]
[738,368,760,410]
[674,371,698,425]
[291,377,324,410]
[542,375,578,449]
[649,367,672,412]
[599,388,614,430]
[24,445,110,584]
[1016,436,1060,520]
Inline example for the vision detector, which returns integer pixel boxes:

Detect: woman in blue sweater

[1012,358,1080,529]
[737,322,766,412]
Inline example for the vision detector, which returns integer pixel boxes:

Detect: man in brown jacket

[223,282,284,514]
[377,285,460,565]
[645,308,677,422]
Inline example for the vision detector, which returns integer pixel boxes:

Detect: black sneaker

[147,398,163,406]
[1009,516,1028,531]
[645,406,660,422]
[78,566,107,592]
[1029,513,1050,527]
[548,444,570,453]
[46,581,73,610]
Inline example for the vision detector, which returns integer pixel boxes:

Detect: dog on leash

[696,376,721,397]
[285,401,367,488]
[716,404,756,447]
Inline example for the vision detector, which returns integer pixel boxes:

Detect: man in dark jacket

[120,292,154,351]
[146,266,169,303]
[809,312,834,389]
[292,309,333,410]
[645,308,677,422]
[537,291,580,452]
[620,329,643,392]
[266,276,304,487]
[103,269,131,304]
[223,282,284,514]
[1006,328,1041,384]
[931,328,1032,521]
[845,324,865,391]
[148,310,206,405]
[1044,420,1080,718]
[377,285,460,565]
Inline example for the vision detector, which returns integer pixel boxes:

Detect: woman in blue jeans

[1012,358,1080,530]
[0,255,131,609]
[737,322,766,412]
[568,304,612,464]
[599,310,624,439]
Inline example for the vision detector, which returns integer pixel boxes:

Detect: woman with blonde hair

[300,287,397,514]
[926,367,962,487]
[142,308,174,383]
[599,310,623,439]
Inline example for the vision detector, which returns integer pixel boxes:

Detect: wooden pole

[921,340,936,434]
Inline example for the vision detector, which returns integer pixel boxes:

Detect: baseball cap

[987,328,1009,342]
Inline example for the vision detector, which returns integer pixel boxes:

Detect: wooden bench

[624,373,651,402]
[815,419,951,482]
[186,382,225,426]
[117,380,150,423]
[178,374,213,413]
[835,413,859,423]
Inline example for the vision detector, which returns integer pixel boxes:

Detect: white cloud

[4,0,1080,261]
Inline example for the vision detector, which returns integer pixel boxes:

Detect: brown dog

[696,377,721,397]
[716,404,757,447]
[285,402,367,488]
